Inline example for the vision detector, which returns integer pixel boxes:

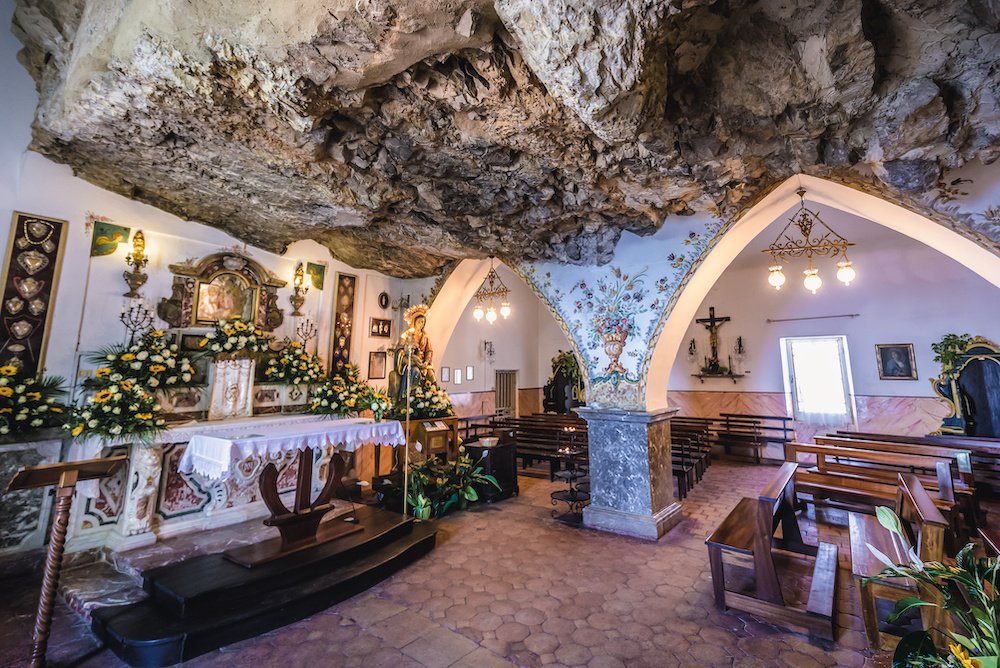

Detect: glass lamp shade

[499,302,511,319]
[485,307,498,324]
[803,267,822,294]
[836,260,856,286]
[767,264,786,290]
[472,304,485,321]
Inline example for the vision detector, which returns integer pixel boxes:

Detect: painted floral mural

[522,215,727,409]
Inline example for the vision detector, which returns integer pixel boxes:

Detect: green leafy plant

[263,339,326,385]
[0,365,67,437]
[87,328,199,390]
[389,371,453,420]
[407,449,500,518]
[549,350,582,385]
[309,363,392,419]
[932,333,974,380]
[865,506,999,668]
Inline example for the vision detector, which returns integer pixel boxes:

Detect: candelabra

[296,318,318,348]
[120,300,154,344]
[123,230,149,298]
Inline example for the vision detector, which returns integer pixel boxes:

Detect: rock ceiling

[11,0,1000,277]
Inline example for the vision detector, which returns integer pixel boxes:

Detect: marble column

[578,406,681,540]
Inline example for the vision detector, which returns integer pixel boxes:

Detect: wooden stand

[223,448,362,568]
[6,455,128,668]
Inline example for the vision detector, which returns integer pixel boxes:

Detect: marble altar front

[60,414,390,555]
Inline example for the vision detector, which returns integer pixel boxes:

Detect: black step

[143,505,413,618]
[91,520,436,667]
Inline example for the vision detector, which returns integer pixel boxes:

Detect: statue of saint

[392,304,434,407]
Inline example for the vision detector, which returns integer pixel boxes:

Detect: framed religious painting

[0,212,68,377]
[369,317,391,338]
[331,273,357,374]
[368,351,387,379]
[876,343,917,380]
[193,271,259,325]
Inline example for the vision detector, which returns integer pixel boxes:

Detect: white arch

[644,174,1000,410]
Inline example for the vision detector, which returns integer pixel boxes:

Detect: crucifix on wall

[696,306,730,374]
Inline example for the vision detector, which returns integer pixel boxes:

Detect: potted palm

[866,507,999,668]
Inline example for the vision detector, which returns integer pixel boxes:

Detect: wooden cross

[696,307,730,369]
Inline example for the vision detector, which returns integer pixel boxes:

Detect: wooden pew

[487,416,588,480]
[836,430,1000,496]
[849,474,951,649]
[717,413,795,463]
[817,434,980,530]
[785,442,959,513]
[705,462,838,639]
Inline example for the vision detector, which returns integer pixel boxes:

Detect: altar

[64,414,405,554]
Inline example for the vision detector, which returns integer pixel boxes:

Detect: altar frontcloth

[178,417,405,480]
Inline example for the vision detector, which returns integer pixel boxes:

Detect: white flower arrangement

[200,318,270,357]
[264,340,326,385]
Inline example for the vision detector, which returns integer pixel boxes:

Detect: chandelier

[472,259,512,324]
[764,189,856,294]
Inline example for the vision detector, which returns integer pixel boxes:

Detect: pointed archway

[643,174,1000,410]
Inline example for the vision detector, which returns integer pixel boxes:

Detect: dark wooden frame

[368,351,387,379]
[875,343,917,380]
[369,317,391,338]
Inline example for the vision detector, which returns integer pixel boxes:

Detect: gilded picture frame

[193,271,259,325]
[875,343,917,380]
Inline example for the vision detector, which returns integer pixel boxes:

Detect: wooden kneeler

[706,462,839,640]
[6,455,128,668]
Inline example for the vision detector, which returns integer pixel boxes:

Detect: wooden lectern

[6,455,128,668]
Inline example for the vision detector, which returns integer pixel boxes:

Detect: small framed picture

[466,365,474,381]
[369,317,392,338]
[369,351,387,379]
[454,368,463,385]
[378,292,390,310]
[876,344,917,380]
[440,366,450,383]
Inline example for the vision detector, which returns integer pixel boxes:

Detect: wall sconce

[484,340,496,364]
[290,262,308,316]
[687,338,698,363]
[123,230,149,298]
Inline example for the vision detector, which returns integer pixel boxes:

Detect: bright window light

[781,336,856,426]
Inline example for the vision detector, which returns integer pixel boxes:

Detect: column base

[583,501,683,540]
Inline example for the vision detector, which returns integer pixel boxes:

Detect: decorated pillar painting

[0,212,68,377]
[331,273,356,374]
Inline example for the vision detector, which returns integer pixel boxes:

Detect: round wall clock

[378,291,390,310]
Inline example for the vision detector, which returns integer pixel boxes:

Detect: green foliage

[407,449,500,518]
[0,366,68,437]
[86,328,199,390]
[865,507,1000,667]
[550,350,582,384]
[932,333,974,380]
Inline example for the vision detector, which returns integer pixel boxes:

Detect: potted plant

[932,333,974,380]
[865,507,999,668]
[406,449,500,517]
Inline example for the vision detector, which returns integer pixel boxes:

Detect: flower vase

[373,408,383,423]
[413,506,431,521]
[600,328,629,375]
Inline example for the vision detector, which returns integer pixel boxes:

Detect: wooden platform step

[91,509,436,668]
[143,505,413,619]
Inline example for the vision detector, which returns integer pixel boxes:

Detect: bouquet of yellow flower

[309,364,393,420]
[199,318,270,357]
[0,365,67,437]
[263,340,326,385]
[65,380,166,443]
[87,329,198,390]
[391,372,453,420]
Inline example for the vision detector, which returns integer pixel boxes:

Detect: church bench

[816,434,980,529]
[487,416,588,480]
[705,462,838,639]
[849,473,951,649]
[835,430,1000,497]
[717,413,795,463]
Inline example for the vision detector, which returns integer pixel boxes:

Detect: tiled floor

[0,461,894,667]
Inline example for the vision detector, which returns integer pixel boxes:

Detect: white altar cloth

[177,417,406,480]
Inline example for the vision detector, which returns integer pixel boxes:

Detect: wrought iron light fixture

[763,189,856,294]
[290,262,308,316]
[471,259,512,324]
[123,230,149,298]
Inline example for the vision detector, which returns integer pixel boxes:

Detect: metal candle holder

[120,300,154,344]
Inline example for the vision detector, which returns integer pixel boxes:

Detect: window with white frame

[780,336,856,426]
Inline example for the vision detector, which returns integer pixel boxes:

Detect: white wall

[668,207,1000,397]
[437,263,570,393]
[0,13,431,390]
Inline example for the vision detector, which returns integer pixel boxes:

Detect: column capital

[575,406,678,425]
